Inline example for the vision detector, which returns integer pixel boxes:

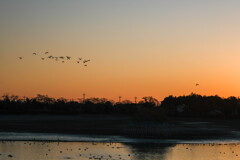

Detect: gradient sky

[1,0,240,101]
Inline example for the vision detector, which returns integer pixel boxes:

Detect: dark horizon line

[1,93,240,103]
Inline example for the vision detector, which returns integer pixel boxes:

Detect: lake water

[1,141,240,160]
[0,132,240,160]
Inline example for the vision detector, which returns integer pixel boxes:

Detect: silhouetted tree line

[161,93,240,117]
[1,93,240,118]
[0,94,160,115]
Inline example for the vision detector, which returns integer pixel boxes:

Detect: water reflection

[0,141,240,160]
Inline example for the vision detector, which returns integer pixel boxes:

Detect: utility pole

[134,96,137,104]
[83,93,86,102]
[119,96,122,103]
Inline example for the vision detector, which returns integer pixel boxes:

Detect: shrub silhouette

[161,93,240,117]
[0,93,240,118]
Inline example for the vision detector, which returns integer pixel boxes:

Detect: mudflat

[0,114,239,139]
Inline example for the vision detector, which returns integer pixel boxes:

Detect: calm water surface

[0,141,240,160]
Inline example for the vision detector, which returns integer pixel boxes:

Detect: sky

[1,0,240,101]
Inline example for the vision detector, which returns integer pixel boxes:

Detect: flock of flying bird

[18,51,91,67]
[18,52,200,86]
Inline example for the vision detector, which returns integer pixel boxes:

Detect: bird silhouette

[83,59,90,63]
[196,83,199,86]
[17,52,92,67]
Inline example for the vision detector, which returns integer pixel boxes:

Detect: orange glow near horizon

[1,1,240,101]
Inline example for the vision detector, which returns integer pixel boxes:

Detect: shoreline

[0,132,240,144]
[0,114,239,140]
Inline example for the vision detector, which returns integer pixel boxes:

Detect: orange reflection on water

[164,144,240,160]
[0,142,240,160]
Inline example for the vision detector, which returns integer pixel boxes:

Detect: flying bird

[84,64,87,67]
[48,56,54,59]
[83,59,90,63]
[196,83,199,86]
[78,58,82,60]
[18,57,23,59]
[62,61,65,63]
[45,52,49,54]
[59,56,64,59]
[41,58,45,60]
[33,53,37,55]
[77,61,80,63]
[66,56,71,60]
